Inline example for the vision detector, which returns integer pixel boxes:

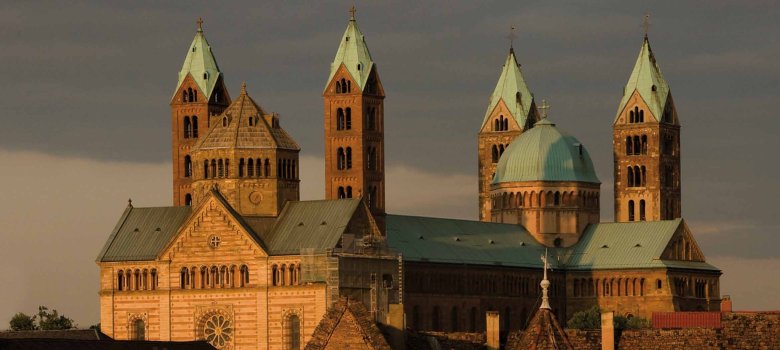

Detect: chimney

[601,312,614,350]
[721,295,732,313]
[486,311,500,350]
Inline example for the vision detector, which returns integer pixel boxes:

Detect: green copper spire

[325,7,374,91]
[174,18,223,101]
[482,48,535,130]
[615,36,670,123]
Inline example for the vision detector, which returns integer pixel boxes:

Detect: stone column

[486,311,500,350]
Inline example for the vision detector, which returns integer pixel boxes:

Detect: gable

[159,192,268,262]
[614,90,659,125]
[660,220,705,262]
[305,298,391,350]
[363,65,384,96]
[324,64,360,95]
[480,99,525,133]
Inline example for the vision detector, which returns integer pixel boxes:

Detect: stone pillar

[385,304,405,350]
[601,311,614,350]
[486,311,500,350]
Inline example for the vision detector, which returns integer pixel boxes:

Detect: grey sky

[0,1,779,326]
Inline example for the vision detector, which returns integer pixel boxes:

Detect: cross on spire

[508,26,517,49]
[642,13,651,37]
[197,17,204,32]
[349,5,357,20]
[538,99,550,119]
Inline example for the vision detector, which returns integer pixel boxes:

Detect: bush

[567,307,650,330]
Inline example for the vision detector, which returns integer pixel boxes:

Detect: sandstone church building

[96,10,722,350]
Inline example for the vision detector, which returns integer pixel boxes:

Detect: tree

[36,306,74,330]
[9,313,37,331]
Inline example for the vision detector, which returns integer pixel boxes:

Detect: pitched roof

[386,214,549,268]
[304,298,391,350]
[264,199,362,255]
[96,205,191,262]
[325,15,374,91]
[562,219,719,271]
[191,84,299,151]
[0,330,108,341]
[174,25,222,101]
[493,118,600,184]
[507,309,574,350]
[615,36,671,123]
[482,48,535,130]
[0,339,215,350]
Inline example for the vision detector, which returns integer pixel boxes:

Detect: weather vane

[642,13,651,37]
[538,99,550,119]
[508,26,517,49]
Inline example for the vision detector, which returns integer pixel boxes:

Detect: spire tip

[349,5,356,21]
[197,17,204,32]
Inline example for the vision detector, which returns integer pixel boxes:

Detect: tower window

[184,155,192,177]
[337,148,345,170]
[239,158,245,177]
[346,186,353,198]
[203,72,208,80]
[338,186,346,199]
[626,137,632,155]
[345,108,352,130]
[336,81,342,93]
[192,116,198,137]
[203,160,209,178]
[185,194,192,206]
[641,135,647,154]
[492,145,499,163]
[247,158,254,177]
[640,199,646,221]
[346,147,353,169]
[357,63,362,71]
[628,200,635,221]
[336,108,345,130]
[264,159,270,177]
[627,167,634,187]
[183,116,192,138]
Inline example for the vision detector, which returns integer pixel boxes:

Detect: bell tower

[613,34,680,222]
[477,43,538,221]
[170,18,231,206]
[323,7,386,223]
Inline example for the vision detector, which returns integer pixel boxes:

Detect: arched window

[366,107,376,131]
[185,194,192,206]
[131,319,145,340]
[265,159,270,177]
[345,108,352,129]
[628,200,635,222]
[181,267,189,289]
[633,136,640,155]
[336,108,345,130]
[641,166,647,186]
[641,135,648,154]
[491,145,499,163]
[634,166,642,186]
[336,81,342,93]
[337,148,345,170]
[188,88,194,103]
[193,90,198,102]
[656,279,663,289]
[639,109,644,122]
[183,116,192,138]
[203,160,209,178]
[347,80,351,92]
[288,315,301,350]
[117,271,124,291]
[211,160,216,178]
[192,116,199,138]
[346,186,353,198]
[224,159,229,177]
[341,78,347,92]
[494,119,500,131]
[256,158,263,177]
[627,167,634,187]
[240,265,249,287]
[499,144,505,156]
[432,306,440,330]
[629,109,635,123]
[451,306,459,332]
[239,158,244,177]
[346,147,352,169]
[218,159,224,178]
[200,267,207,288]
[626,136,633,155]
[182,90,188,102]
[338,186,346,199]
[271,265,278,286]
[184,156,192,177]
[554,192,561,206]
[248,116,254,126]
[247,158,254,177]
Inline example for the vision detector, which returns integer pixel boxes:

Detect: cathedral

[96,10,722,350]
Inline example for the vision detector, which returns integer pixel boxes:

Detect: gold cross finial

[642,13,651,37]
[508,26,517,49]
[538,99,550,119]
[197,17,204,32]
[349,5,356,20]
[241,81,247,94]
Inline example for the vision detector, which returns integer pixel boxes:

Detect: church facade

[96,10,721,350]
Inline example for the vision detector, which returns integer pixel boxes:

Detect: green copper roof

[325,15,374,91]
[174,26,223,100]
[493,118,599,184]
[615,36,670,123]
[264,199,362,255]
[562,219,719,271]
[386,214,550,268]
[481,48,535,130]
[96,206,191,262]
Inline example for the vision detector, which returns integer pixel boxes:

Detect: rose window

[203,314,232,348]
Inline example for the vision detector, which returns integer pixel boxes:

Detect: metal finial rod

[241,81,247,94]
[540,248,551,309]
[508,26,517,49]
[642,13,651,37]
[349,5,357,20]
[197,17,204,32]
